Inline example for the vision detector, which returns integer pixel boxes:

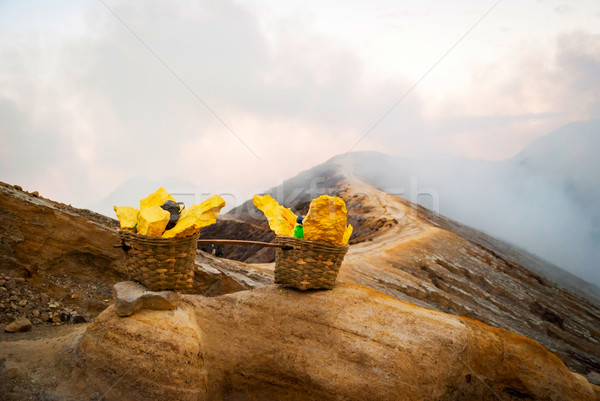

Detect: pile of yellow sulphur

[253,194,352,246]
[114,187,225,238]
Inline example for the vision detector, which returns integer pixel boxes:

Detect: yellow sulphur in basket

[113,206,139,232]
[137,205,171,237]
[252,194,296,237]
[303,195,352,247]
[162,194,226,238]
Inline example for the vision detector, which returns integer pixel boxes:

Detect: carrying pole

[197,239,292,250]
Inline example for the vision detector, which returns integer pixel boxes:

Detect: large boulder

[76,284,599,401]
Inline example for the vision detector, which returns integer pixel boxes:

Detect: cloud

[1,0,426,209]
[1,1,599,216]
[425,30,600,159]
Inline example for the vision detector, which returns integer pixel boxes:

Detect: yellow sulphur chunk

[252,194,296,237]
[162,195,226,238]
[113,206,139,232]
[140,187,175,210]
[342,224,353,246]
[303,195,348,246]
[137,205,171,236]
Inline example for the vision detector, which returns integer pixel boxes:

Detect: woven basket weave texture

[274,236,348,290]
[119,230,198,292]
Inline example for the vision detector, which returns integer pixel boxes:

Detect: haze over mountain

[335,119,600,287]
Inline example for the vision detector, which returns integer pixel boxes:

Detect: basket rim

[118,230,199,244]
[275,235,349,251]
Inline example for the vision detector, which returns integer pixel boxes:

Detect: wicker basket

[274,236,348,290]
[118,230,198,292]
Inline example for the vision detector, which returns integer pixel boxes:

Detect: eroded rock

[113,281,179,317]
[77,304,206,401]
[77,284,600,401]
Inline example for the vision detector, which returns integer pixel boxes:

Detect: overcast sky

[1,0,599,211]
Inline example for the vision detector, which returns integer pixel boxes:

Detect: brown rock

[113,281,179,317]
[77,284,600,401]
[51,312,61,324]
[588,372,600,386]
[5,317,32,333]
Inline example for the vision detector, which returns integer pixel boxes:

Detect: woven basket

[118,230,198,292]
[274,236,348,290]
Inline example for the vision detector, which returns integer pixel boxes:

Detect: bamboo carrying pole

[115,239,293,250]
[197,239,293,250]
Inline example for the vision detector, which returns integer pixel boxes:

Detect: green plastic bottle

[293,215,304,239]
[293,224,304,239]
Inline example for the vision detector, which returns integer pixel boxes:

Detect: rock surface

[76,284,600,401]
[4,317,32,333]
[113,281,179,317]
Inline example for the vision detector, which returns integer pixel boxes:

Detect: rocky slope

[338,177,600,376]
[0,182,128,325]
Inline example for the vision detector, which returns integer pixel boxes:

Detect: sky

[1,0,599,212]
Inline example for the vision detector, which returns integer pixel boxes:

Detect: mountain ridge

[200,161,600,375]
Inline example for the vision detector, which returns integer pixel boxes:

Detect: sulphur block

[140,187,176,211]
[303,195,348,246]
[138,205,171,236]
[114,206,139,232]
[162,194,226,238]
[252,194,296,237]
[342,224,353,246]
